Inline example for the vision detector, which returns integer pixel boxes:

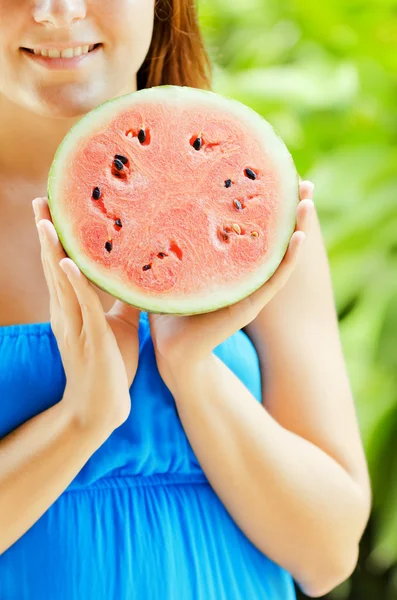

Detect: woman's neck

[0,81,136,184]
[0,93,80,182]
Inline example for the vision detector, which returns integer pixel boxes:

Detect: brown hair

[137,0,212,91]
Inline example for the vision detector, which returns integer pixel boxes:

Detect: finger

[184,230,307,344]
[36,220,62,320]
[59,258,109,343]
[271,231,306,285]
[33,198,59,306]
[248,230,306,312]
[296,199,315,234]
[33,198,54,293]
[37,218,84,339]
[170,183,313,348]
[272,230,306,284]
[300,180,314,201]
[32,198,67,295]
[37,219,66,305]
[32,196,52,224]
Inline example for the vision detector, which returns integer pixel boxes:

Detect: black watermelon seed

[158,252,166,258]
[245,168,257,180]
[143,264,151,271]
[105,241,113,252]
[138,129,146,144]
[115,154,128,164]
[225,179,232,188]
[115,219,122,227]
[92,187,101,200]
[193,137,202,151]
[114,158,124,170]
[234,199,243,210]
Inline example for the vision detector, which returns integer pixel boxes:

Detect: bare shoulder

[243,208,371,504]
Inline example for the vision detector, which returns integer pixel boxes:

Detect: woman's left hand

[148,180,315,374]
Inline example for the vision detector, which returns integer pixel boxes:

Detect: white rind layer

[48,85,299,315]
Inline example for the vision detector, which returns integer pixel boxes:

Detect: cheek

[0,0,156,117]
[97,0,156,76]
[0,1,35,96]
[102,1,156,80]
[0,3,26,52]
[99,0,156,48]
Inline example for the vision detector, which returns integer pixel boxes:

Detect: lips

[21,43,101,58]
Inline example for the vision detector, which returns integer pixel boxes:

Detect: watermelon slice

[47,86,299,315]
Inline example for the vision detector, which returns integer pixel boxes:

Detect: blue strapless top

[0,311,295,599]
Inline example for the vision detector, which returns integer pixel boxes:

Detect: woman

[0,1,372,599]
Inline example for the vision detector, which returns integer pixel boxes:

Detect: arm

[161,209,371,598]
[0,398,109,555]
[0,198,141,555]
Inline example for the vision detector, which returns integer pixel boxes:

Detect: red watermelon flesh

[48,86,299,315]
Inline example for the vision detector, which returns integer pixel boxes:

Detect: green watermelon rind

[48,85,300,316]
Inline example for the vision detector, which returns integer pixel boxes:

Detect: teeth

[61,48,74,58]
[31,45,97,58]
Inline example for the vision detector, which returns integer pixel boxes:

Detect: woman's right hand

[33,197,141,436]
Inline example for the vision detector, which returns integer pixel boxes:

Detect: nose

[33,0,86,28]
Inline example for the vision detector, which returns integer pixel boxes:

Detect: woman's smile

[20,43,103,70]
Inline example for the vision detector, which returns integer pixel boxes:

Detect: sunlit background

[198,0,397,597]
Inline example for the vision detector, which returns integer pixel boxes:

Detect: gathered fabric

[0,313,295,599]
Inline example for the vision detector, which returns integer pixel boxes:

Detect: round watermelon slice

[47,86,299,315]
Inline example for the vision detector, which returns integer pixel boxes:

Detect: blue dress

[0,311,296,599]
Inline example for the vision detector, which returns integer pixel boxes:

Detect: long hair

[137,0,212,90]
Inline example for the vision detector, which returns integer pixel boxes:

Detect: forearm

[0,395,109,554]
[163,354,368,597]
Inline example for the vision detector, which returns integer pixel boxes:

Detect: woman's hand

[33,197,141,435]
[148,181,315,375]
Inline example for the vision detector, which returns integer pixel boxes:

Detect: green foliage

[198,0,397,597]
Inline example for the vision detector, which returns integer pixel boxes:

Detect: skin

[0,0,154,327]
[153,184,372,597]
[0,0,371,593]
[0,0,155,120]
[0,0,154,553]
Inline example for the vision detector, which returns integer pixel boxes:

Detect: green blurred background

[197,0,397,597]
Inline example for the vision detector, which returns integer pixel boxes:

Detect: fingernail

[32,200,38,222]
[60,259,79,278]
[306,181,315,194]
[59,260,69,276]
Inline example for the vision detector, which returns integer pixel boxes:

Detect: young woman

[0,1,371,599]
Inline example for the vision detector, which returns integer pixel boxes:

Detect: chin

[26,81,123,119]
